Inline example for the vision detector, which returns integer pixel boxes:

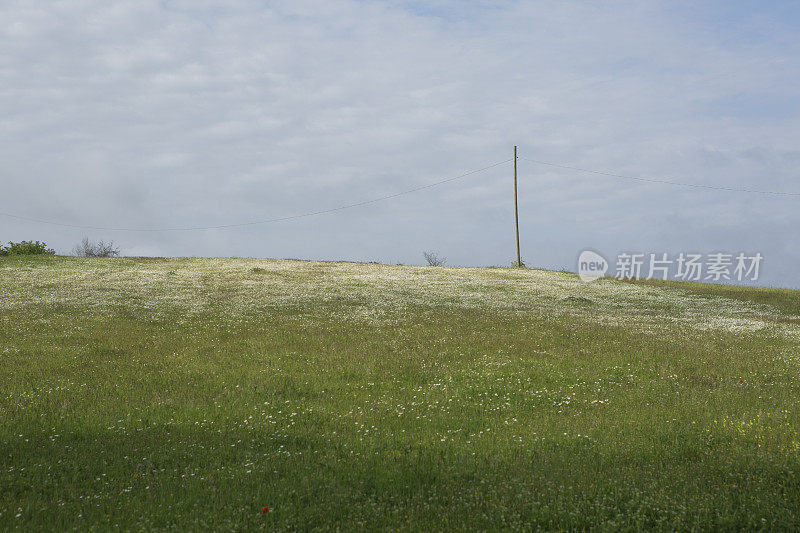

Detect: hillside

[2,257,799,530]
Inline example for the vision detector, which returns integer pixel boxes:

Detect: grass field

[2,256,800,530]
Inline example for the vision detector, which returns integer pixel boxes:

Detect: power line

[4,153,798,234]
[520,156,800,196]
[0,159,512,232]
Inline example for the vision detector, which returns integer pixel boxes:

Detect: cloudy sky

[1,1,799,286]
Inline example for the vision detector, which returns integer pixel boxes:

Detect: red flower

[740,380,743,383]
[262,506,270,514]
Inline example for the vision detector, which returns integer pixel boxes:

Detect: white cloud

[1,0,798,285]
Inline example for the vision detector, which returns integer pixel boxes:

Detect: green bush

[0,241,56,256]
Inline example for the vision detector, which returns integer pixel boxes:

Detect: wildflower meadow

[1,255,799,530]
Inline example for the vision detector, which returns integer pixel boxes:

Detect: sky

[1,0,799,286]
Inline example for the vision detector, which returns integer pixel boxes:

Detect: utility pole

[513,146,521,267]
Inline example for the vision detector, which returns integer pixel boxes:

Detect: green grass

[2,256,800,530]
[623,277,800,324]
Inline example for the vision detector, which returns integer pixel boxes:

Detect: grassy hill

[2,256,799,530]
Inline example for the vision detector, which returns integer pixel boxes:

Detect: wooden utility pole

[513,146,521,267]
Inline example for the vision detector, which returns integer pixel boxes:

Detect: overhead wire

[519,156,800,196]
[0,158,512,232]
[4,153,799,233]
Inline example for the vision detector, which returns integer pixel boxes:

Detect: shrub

[423,251,446,267]
[511,259,526,268]
[0,241,55,256]
[73,238,120,258]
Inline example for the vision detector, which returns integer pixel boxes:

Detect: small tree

[73,238,120,257]
[423,251,446,267]
[1,241,55,256]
